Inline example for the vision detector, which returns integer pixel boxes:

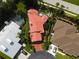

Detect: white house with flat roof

[0,21,22,58]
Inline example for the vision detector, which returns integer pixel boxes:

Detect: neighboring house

[52,18,79,57]
[0,21,22,58]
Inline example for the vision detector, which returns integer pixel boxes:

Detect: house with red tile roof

[28,9,48,33]
[27,9,48,51]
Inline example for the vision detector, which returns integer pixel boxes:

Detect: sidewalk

[57,50,66,56]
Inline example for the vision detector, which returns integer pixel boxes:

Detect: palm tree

[16,1,26,17]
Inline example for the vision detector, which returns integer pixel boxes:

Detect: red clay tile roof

[27,9,48,51]
[30,33,42,42]
[28,9,48,42]
[28,9,48,33]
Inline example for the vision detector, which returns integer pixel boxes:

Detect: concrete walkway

[43,0,79,15]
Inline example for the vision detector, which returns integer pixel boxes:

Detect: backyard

[64,0,79,6]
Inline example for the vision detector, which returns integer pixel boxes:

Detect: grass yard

[56,53,71,59]
[64,0,79,6]
[56,53,79,59]
[0,51,11,59]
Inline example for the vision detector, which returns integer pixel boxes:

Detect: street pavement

[43,0,79,14]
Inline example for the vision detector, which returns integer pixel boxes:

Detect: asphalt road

[43,0,79,14]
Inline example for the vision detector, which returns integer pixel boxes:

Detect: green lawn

[56,53,71,59]
[64,0,79,6]
[0,51,11,59]
[56,53,79,59]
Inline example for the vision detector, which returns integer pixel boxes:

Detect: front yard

[56,52,79,59]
